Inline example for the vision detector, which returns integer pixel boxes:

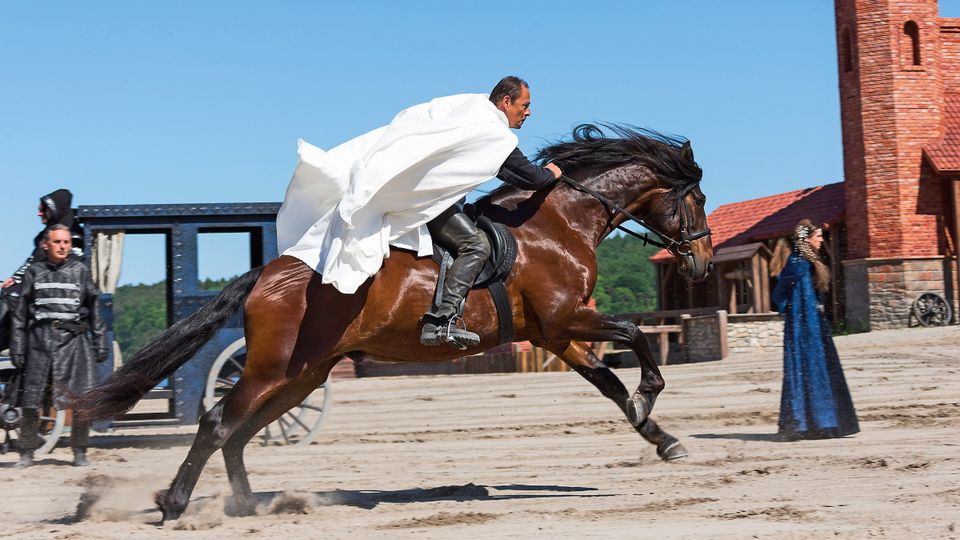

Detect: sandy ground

[1,325,958,539]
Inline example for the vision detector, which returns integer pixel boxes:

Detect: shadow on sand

[251,482,609,510]
[690,432,783,442]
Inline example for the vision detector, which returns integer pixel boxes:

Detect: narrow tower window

[904,21,921,66]
[841,27,853,72]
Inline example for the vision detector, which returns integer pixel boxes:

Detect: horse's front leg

[547,306,664,426]
[543,340,687,460]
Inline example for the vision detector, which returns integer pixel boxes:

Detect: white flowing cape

[277,93,518,294]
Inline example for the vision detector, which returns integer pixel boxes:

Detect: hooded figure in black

[1,189,84,351]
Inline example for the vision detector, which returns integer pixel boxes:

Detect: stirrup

[420,317,480,350]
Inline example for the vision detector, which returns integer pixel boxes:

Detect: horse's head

[536,125,714,282]
[642,141,713,282]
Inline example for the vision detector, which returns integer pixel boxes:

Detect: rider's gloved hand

[11,354,25,369]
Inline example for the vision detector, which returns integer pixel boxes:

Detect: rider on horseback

[420,76,562,348]
[276,76,561,350]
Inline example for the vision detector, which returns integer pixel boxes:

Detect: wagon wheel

[912,292,952,327]
[31,407,66,455]
[1,406,66,456]
[203,338,332,446]
[0,360,66,456]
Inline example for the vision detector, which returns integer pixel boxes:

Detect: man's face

[43,229,72,264]
[497,85,532,129]
[38,204,48,224]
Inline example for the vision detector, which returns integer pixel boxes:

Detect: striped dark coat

[10,258,107,409]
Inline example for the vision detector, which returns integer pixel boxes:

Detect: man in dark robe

[10,225,108,467]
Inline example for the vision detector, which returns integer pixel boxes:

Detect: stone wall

[682,311,785,361]
[843,256,958,331]
[682,311,726,362]
[726,313,785,355]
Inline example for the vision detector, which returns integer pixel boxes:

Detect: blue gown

[772,254,859,439]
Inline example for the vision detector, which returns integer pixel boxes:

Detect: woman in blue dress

[770,219,859,440]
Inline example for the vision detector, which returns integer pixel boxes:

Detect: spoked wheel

[1,406,66,456]
[912,292,952,327]
[203,338,332,446]
[32,407,66,455]
[0,360,66,456]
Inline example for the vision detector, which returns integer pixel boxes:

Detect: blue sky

[3,1,960,285]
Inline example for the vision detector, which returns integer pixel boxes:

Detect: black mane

[535,124,702,187]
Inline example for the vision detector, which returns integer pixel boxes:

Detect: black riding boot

[16,408,39,468]
[421,208,490,349]
[71,419,90,466]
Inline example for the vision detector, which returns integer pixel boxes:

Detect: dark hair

[489,76,528,103]
[43,223,71,241]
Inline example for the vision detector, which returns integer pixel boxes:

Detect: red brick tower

[835,0,958,330]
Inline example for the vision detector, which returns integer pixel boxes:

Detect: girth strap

[488,280,513,346]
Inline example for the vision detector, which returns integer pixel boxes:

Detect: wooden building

[651,182,846,321]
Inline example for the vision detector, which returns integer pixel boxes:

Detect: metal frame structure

[78,202,280,426]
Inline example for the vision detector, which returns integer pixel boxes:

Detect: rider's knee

[457,232,489,259]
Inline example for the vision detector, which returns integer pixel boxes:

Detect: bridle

[559,175,711,256]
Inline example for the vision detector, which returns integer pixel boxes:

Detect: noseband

[559,175,711,256]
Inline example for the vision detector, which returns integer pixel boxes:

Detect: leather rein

[559,175,711,256]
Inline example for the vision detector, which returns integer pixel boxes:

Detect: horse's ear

[680,141,695,162]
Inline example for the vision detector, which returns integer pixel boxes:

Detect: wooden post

[750,254,762,314]
[658,331,669,366]
[716,309,729,359]
[759,255,770,312]
[680,313,691,362]
[715,263,726,314]
[728,278,737,314]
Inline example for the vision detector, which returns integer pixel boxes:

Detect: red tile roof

[925,93,960,173]
[650,182,845,262]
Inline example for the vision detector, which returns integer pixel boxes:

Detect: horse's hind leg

[156,373,285,521]
[220,370,330,516]
[545,340,687,461]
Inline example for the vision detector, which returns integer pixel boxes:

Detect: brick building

[836,0,959,330]
[651,1,959,331]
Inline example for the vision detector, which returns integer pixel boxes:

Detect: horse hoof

[155,489,185,522]
[225,496,258,517]
[626,395,650,427]
[657,438,689,461]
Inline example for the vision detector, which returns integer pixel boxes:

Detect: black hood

[40,189,74,225]
[33,188,80,251]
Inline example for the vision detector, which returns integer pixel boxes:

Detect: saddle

[429,214,517,345]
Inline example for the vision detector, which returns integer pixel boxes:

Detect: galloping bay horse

[75,124,713,520]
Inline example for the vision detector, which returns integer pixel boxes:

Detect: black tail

[74,266,265,423]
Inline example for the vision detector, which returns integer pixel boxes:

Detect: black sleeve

[10,267,34,356]
[82,269,107,354]
[496,148,556,190]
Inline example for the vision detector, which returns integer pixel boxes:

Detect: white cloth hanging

[277,93,518,293]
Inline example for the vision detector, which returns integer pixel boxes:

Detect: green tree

[112,281,167,359]
[112,276,236,359]
[594,235,660,315]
